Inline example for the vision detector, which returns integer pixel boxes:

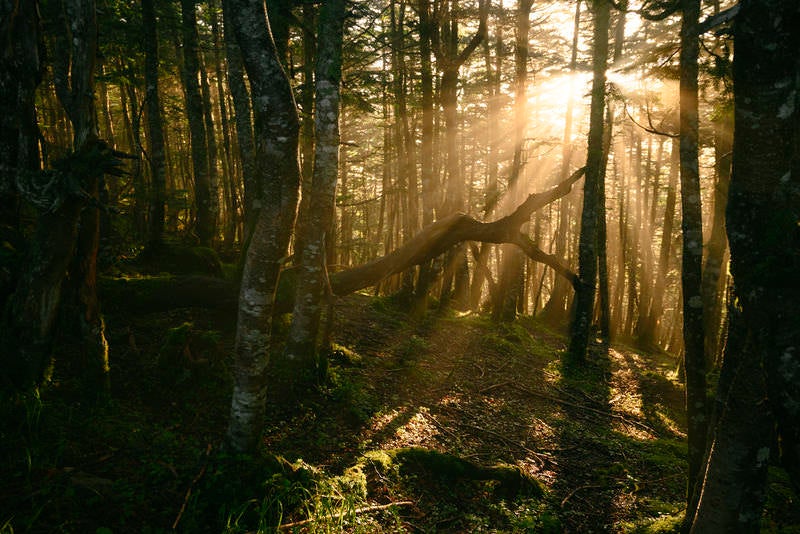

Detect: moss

[621,512,683,533]
[328,343,363,365]
[366,447,544,500]
[135,243,223,277]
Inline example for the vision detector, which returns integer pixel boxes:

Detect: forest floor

[2,275,798,533]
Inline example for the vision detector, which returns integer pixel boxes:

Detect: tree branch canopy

[330,167,585,296]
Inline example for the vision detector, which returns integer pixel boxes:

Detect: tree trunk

[224,0,301,453]
[283,0,346,379]
[2,0,115,393]
[678,0,707,514]
[142,0,167,248]
[690,1,800,528]
[413,0,437,314]
[222,0,256,234]
[568,0,609,361]
[181,0,214,246]
[434,0,487,309]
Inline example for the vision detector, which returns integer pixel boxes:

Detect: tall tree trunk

[181,0,214,246]
[413,0,437,314]
[55,0,110,394]
[222,0,256,234]
[294,2,316,270]
[200,56,221,244]
[678,0,707,514]
[596,2,626,342]
[143,0,167,248]
[224,0,301,453]
[283,0,346,379]
[690,1,800,528]
[210,0,238,249]
[640,138,679,348]
[568,0,609,361]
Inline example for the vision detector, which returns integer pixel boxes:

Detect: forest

[0,0,798,531]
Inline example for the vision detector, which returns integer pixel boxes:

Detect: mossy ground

[1,284,797,533]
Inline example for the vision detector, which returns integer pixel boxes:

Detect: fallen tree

[102,168,584,313]
[329,167,585,296]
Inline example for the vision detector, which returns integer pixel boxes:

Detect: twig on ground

[172,443,212,530]
[510,383,658,436]
[561,484,605,507]
[478,380,512,394]
[454,419,551,467]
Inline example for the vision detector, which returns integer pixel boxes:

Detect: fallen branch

[172,443,213,530]
[276,500,414,530]
[560,484,605,507]
[456,420,551,467]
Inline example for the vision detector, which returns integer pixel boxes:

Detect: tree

[567,0,610,361]
[492,0,532,322]
[181,0,214,246]
[0,0,41,228]
[221,0,256,232]
[283,0,347,378]
[677,0,707,514]
[689,0,800,529]
[142,0,167,248]
[1,0,122,392]
[224,0,301,453]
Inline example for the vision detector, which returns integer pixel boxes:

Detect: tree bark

[283,0,346,377]
[0,0,41,228]
[690,0,800,528]
[678,0,707,514]
[224,0,301,453]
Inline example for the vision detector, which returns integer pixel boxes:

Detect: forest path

[263,293,689,532]
[1,288,694,533]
